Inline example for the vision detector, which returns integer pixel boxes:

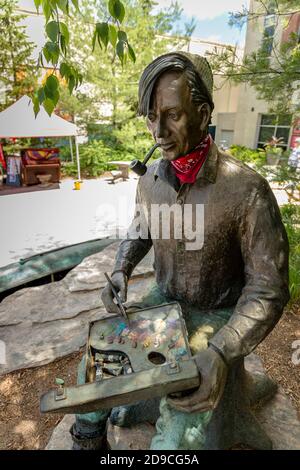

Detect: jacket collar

[154,139,219,187]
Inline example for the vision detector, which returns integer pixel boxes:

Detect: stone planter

[266,152,281,166]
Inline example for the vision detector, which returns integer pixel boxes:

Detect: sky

[18,0,250,54]
[158,0,250,46]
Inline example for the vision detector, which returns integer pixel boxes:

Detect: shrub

[58,145,72,162]
[113,118,155,160]
[61,118,158,178]
[280,204,300,302]
[229,145,266,167]
[79,140,123,177]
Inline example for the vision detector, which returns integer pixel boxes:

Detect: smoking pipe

[130,143,161,176]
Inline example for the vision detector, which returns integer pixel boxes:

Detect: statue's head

[138,52,214,161]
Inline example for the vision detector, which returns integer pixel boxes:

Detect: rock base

[46,355,300,451]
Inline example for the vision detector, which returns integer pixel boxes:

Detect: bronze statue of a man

[70,52,289,450]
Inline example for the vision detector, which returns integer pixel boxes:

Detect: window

[257,114,292,151]
[262,14,276,56]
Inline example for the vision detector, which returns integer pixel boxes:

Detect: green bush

[80,140,124,177]
[280,204,300,302]
[229,145,266,167]
[58,145,72,162]
[113,118,155,160]
[61,118,157,178]
[61,162,77,177]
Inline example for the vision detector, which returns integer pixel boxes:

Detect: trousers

[74,280,235,449]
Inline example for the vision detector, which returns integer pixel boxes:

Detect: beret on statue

[175,51,214,104]
[138,50,214,116]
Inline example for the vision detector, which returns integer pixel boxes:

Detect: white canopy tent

[0,95,81,179]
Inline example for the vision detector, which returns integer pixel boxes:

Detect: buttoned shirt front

[113,141,289,364]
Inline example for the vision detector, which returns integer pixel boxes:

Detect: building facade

[209,0,300,151]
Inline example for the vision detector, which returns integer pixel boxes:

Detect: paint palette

[40,302,200,415]
[86,302,191,381]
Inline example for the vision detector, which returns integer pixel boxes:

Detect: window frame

[262,13,276,57]
[256,114,292,151]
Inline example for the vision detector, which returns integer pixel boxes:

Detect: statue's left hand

[167,347,228,413]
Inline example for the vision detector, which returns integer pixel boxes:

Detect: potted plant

[264,136,284,165]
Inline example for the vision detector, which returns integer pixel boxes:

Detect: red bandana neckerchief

[171,134,211,184]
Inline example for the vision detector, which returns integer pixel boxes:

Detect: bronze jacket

[113,141,290,365]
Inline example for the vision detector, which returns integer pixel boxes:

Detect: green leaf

[97,34,102,50]
[33,96,40,117]
[118,1,125,23]
[116,40,124,65]
[108,0,116,18]
[43,98,55,116]
[96,22,109,50]
[71,0,79,11]
[127,43,136,63]
[92,30,97,52]
[34,0,42,11]
[38,87,46,104]
[56,0,68,13]
[46,74,59,92]
[108,24,117,47]
[59,22,70,44]
[60,34,67,56]
[42,45,51,63]
[38,51,44,68]
[60,62,70,78]
[44,85,59,107]
[43,42,59,65]
[52,89,60,106]
[68,75,75,94]
[46,21,59,42]
[117,30,127,43]
[42,0,52,23]
[44,85,54,99]
[109,0,125,23]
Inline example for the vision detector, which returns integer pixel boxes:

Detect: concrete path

[0,175,291,269]
[0,177,138,268]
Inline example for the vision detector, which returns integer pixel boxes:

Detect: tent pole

[69,136,74,163]
[75,136,81,181]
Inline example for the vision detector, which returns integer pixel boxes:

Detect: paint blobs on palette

[153,318,166,333]
[92,308,189,361]
[115,322,127,336]
[142,338,152,349]
[174,347,187,360]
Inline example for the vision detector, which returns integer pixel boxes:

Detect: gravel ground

[0,302,299,450]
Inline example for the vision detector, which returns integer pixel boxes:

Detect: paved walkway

[0,176,291,268]
[0,177,138,268]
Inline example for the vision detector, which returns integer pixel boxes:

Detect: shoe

[70,423,111,450]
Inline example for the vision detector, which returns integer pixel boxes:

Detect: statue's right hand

[101,271,128,314]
